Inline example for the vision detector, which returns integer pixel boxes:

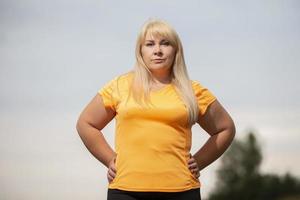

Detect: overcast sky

[1,0,300,199]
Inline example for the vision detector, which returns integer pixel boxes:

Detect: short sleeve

[192,81,217,116]
[98,77,119,111]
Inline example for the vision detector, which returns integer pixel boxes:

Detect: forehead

[144,32,169,42]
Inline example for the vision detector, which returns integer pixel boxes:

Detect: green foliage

[208,132,300,200]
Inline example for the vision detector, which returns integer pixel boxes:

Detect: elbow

[76,117,84,136]
[76,118,89,142]
[229,120,236,141]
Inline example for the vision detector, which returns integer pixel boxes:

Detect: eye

[145,43,154,46]
[161,41,170,46]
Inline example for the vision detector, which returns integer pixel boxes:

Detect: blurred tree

[208,132,300,200]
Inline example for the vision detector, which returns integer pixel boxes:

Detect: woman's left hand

[188,154,200,179]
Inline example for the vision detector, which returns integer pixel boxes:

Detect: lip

[152,58,165,61]
[152,59,165,64]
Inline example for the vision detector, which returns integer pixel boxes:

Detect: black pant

[107,188,201,200]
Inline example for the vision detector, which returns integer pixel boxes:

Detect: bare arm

[76,94,116,168]
[192,100,235,171]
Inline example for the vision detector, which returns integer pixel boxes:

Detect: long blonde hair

[130,19,199,126]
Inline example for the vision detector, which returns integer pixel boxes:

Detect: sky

[1,0,300,199]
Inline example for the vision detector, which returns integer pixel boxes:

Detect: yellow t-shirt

[98,72,216,192]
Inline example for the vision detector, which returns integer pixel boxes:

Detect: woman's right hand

[107,156,117,183]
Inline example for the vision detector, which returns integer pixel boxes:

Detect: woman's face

[141,32,176,73]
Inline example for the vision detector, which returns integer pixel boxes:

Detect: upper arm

[77,94,116,131]
[197,100,235,136]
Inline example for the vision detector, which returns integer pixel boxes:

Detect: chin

[148,66,169,71]
[148,64,171,70]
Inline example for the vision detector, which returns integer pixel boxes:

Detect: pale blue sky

[1,0,300,199]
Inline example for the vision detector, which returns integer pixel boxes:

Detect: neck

[150,69,172,84]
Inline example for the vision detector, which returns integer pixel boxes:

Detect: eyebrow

[145,39,169,42]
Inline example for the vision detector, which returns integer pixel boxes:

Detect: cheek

[141,49,151,61]
[167,50,176,61]
[166,47,175,57]
[141,54,150,64]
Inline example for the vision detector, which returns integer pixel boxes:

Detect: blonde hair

[130,19,199,126]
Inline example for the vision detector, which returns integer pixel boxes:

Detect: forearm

[193,128,235,171]
[76,122,116,168]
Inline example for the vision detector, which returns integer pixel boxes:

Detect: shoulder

[190,79,216,100]
[190,80,217,115]
[100,71,134,95]
[104,71,134,87]
[113,71,134,84]
[190,80,206,93]
[191,80,201,87]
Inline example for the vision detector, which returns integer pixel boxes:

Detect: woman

[76,19,235,200]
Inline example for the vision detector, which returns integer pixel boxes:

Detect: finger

[108,170,116,178]
[107,171,116,182]
[190,166,198,172]
[195,171,200,178]
[188,157,195,164]
[188,158,198,166]
[107,175,112,183]
[194,170,200,176]
[107,173,114,183]
[192,168,200,173]
[108,176,113,183]
[188,162,198,169]
[108,168,116,178]
[188,161,197,166]
[110,165,117,173]
[110,158,117,171]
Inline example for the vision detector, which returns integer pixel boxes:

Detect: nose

[153,44,162,55]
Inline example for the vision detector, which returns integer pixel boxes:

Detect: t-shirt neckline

[150,84,173,93]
